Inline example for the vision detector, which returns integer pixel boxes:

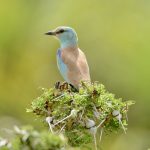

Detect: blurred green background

[0,0,150,149]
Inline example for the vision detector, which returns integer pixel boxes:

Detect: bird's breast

[61,47,91,85]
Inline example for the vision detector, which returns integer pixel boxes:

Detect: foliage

[0,126,65,150]
[27,81,135,148]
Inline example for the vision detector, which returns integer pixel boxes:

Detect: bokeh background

[0,0,150,149]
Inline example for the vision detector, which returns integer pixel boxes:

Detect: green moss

[28,81,135,147]
[65,128,92,147]
[0,126,65,150]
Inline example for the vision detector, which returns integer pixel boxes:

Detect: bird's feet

[54,81,69,91]
[54,81,78,92]
[69,84,78,92]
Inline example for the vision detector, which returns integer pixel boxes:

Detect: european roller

[45,26,90,88]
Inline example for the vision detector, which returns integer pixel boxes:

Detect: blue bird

[45,26,91,88]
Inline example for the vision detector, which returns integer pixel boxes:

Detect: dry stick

[99,127,103,142]
[119,119,126,134]
[97,119,106,129]
[94,119,105,147]
[53,93,66,101]
[90,117,106,148]
[54,115,71,126]
[58,123,66,134]
[48,122,54,133]
[90,127,98,150]
[54,109,77,126]
[46,117,54,133]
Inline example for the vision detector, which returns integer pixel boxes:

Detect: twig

[53,93,66,101]
[97,119,106,128]
[46,117,54,133]
[48,122,54,133]
[99,127,103,142]
[58,123,66,134]
[54,115,71,126]
[54,109,77,126]
[119,119,126,134]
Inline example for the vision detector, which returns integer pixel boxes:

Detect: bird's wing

[56,48,69,82]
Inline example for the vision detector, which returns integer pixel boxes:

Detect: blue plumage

[56,48,69,82]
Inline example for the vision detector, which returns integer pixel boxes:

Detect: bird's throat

[60,40,78,49]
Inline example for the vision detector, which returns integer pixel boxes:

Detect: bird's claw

[54,81,78,92]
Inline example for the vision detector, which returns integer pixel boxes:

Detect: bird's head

[45,26,78,48]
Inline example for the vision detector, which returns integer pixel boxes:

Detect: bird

[45,26,90,88]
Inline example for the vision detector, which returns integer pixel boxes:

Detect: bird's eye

[56,29,65,34]
[59,29,65,33]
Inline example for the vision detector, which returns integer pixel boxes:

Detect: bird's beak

[45,30,56,36]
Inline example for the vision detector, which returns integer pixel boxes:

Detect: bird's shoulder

[58,47,73,64]
[57,48,68,69]
[57,48,68,63]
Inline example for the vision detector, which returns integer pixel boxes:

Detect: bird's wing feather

[56,48,69,82]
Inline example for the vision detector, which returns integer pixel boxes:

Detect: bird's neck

[60,40,78,49]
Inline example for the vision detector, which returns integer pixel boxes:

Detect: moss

[0,126,66,150]
[27,81,135,147]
